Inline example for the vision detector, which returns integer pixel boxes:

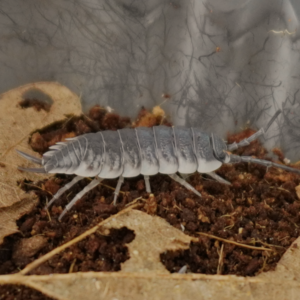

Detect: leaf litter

[1,83,300,299]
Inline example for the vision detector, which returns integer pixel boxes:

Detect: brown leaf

[0,210,300,300]
[0,82,81,242]
[258,239,300,281]
[0,82,82,209]
[0,196,38,245]
[100,209,192,273]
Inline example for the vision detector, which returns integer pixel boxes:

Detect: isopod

[17,110,300,221]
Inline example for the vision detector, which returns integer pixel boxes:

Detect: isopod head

[211,133,230,163]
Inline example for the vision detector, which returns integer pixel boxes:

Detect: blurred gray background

[1,0,300,160]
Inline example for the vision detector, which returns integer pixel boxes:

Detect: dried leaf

[101,209,192,273]
[0,210,300,300]
[0,82,81,209]
[0,195,38,244]
[258,239,300,281]
[0,82,81,242]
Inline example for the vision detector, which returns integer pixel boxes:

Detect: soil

[0,285,54,300]
[1,105,300,299]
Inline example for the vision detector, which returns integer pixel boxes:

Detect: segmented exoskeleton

[17,110,300,221]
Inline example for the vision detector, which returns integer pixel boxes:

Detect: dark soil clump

[0,285,54,300]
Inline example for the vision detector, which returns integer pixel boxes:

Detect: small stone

[136,180,145,191]
[198,209,210,223]
[12,236,48,265]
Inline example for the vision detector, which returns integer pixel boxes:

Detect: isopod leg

[45,175,84,209]
[206,172,231,185]
[113,176,124,206]
[144,175,151,193]
[58,177,103,221]
[18,167,46,173]
[168,174,201,197]
[178,265,187,274]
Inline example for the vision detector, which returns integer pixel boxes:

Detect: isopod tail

[18,166,46,173]
[16,150,46,173]
[16,150,43,165]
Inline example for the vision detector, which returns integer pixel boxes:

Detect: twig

[255,239,284,249]
[68,259,77,273]
[269,186,291,194]
[23,182,53,196]
[278,236,289,242]
[19,204,139,275]
[217,244,224,275]
[196,232,273,252]
[43,197,52,221]
[45,208,52,222]
[125,196,144,207]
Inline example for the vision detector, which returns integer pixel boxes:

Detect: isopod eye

[211,134,227,162]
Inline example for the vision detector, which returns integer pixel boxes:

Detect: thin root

[125,196,145,207]
[196,232,273,252]
[217,243,224,275]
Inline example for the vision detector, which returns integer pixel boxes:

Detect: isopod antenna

[228,154,300,175]
[226,109,300,174]
[227,110,282,151]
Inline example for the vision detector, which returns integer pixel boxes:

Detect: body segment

[153,126,178,174]
[173,127,197,173]
[135,127,160,175]
[118,128,141,177]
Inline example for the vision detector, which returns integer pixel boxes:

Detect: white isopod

[17,110,300,221]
